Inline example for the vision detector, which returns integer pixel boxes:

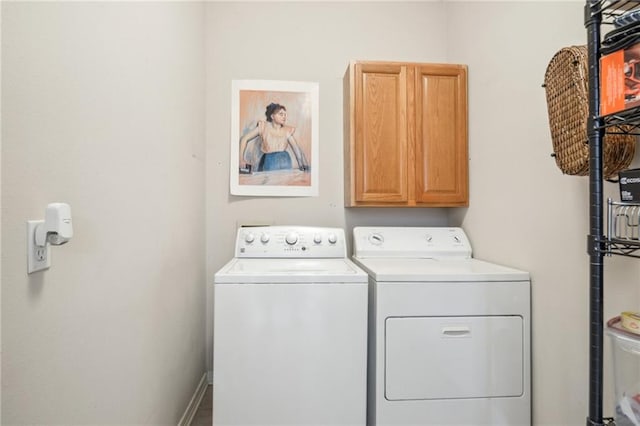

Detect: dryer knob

[369,233,384,245]
[313,234,322,244]
[285,232,298,245]
[327,233,337,244]
[260,233,270,243]
[244,233,255,243]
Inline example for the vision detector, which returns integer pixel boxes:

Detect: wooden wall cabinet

[344,61,468,207]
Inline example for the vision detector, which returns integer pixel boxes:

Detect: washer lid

[214,258,368,283]
[352,257,529,282]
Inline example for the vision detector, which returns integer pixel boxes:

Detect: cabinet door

[352,62,408,203]
[414,64,468,206]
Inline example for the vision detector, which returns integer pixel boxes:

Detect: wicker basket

[544,45,636,179]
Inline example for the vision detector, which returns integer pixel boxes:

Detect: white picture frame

[230,79,319,197]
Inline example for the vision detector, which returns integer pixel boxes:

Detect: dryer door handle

[441,325,471,337]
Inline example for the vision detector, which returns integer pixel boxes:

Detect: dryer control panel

[235,226,347,258]
[353,227,472,259]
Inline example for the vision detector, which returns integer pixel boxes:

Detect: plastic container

[607,316,640,426]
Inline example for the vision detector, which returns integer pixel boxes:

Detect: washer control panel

[235,226,347,258]
[353,227,472,259]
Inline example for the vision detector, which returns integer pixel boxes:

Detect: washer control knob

[285,232,298,245]
[244,233,255,243]
[260,233,270,243]
[327,233,338,244]
[313,234,322,244]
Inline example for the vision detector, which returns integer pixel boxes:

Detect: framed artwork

[230,79,319,197]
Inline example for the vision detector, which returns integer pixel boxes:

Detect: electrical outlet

[35,246,47,261]
[27,220,50,273]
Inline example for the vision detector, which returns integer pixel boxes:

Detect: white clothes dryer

[352,227,531,426]
[213,226,368,426]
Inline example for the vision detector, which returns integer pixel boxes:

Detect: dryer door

[385,315,523,400]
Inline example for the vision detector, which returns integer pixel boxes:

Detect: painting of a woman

[239,103,309,173]
[231,80,318,197]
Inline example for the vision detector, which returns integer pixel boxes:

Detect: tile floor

[190,385,212,426]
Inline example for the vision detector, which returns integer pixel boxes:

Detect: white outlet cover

[27,220,50,274]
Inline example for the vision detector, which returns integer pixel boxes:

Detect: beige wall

[205,0,453,376]
[3,1,638,425]
[447,2,640,425]
[446,2,640,424]
[1,2,206,424]
[448,2,591,423]
[205,0,450,384]
[1,2,3,418]
[206,1,640,425]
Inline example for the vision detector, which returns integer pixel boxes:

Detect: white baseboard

[178,372,208,426]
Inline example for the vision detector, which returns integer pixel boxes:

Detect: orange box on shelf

[601,43,640,116]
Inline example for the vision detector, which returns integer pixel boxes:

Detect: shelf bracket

[584,2,596,26]
[587,234,606,256]
[586,417,615,426]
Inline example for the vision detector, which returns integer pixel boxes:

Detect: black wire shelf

[593,1,640,133]
[586,1,640,425]
[606,239,640,256]
[606,199,640,257]
[590,0,640,23]
[599,107,640,134]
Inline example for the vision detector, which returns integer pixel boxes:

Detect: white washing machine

[213,226,368,426]
[352,227,531,426]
